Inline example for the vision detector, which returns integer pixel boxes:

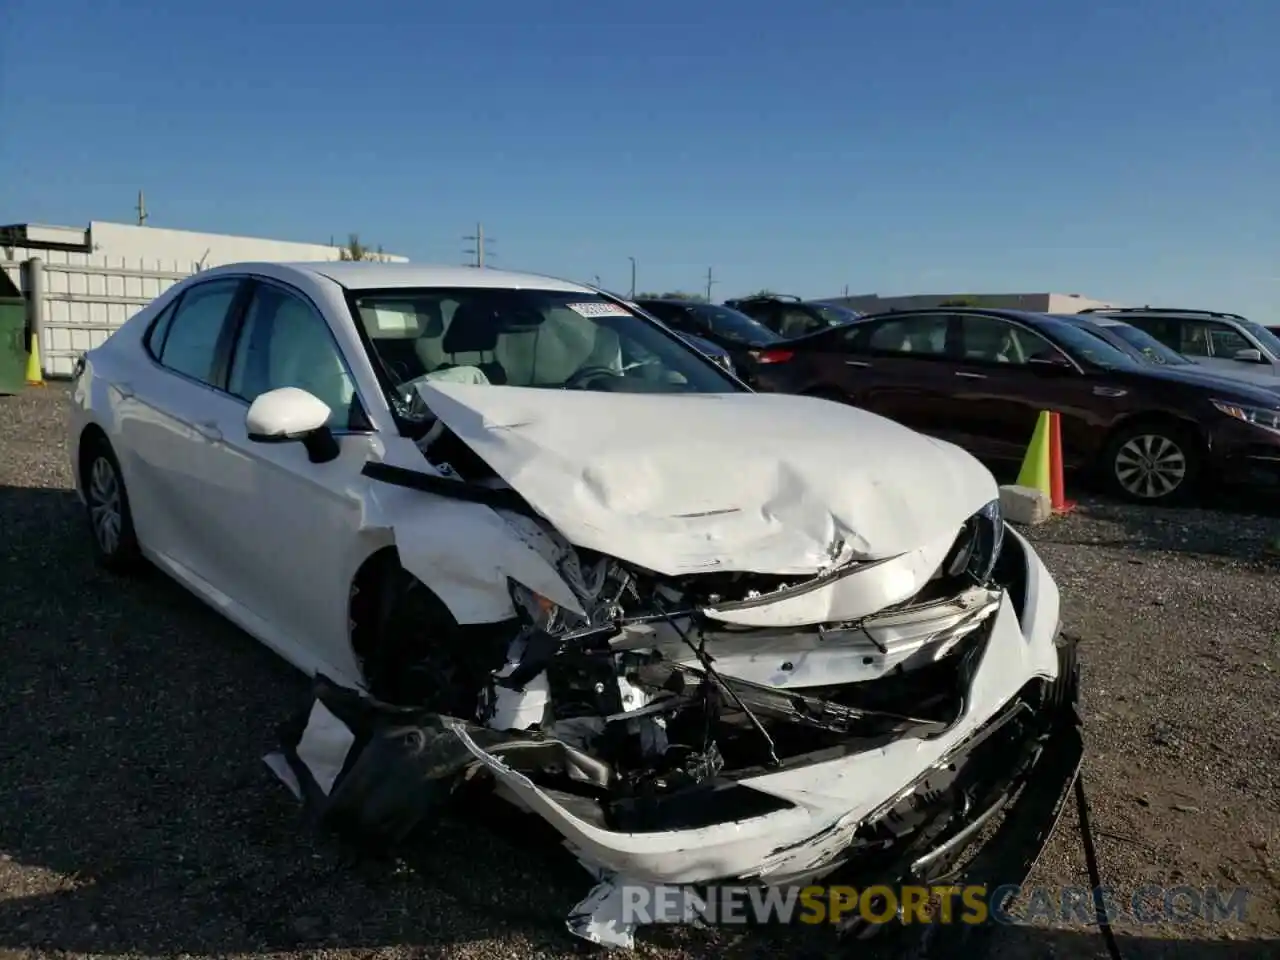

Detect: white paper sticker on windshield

[567,302,631,318]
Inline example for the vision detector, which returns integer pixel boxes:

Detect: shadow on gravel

[1028,495,1280,565]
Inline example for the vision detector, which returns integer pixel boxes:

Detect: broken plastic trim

[362,460,542,518]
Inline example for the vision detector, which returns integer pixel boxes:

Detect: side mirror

[1232,348,1264,363]
[246,387,339,464]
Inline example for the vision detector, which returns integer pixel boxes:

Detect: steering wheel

[563,365,624,390]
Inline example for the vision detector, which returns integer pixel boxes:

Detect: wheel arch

[76,423,113,495]
[1100,410,1208,458]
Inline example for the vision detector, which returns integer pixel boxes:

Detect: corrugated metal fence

[1,248,200,378]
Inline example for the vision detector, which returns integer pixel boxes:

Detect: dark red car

[751,307,1280,504]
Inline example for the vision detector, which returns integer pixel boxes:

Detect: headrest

[442,302,501,353]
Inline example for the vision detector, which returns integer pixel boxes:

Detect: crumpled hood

[415,382,998,577]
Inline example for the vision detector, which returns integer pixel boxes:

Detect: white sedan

[69,261,1080,948]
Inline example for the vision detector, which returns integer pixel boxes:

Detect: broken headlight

[944,499,1005,585]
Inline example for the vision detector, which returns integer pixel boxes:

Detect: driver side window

[228,283,359,429]
[957,315,1063,366]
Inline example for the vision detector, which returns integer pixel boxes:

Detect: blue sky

[2,0,1276,314]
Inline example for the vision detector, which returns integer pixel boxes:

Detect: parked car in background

[1055,314,1280,395]
[723,293,861,338]
[673,331,737,375]
[752,307,1280,504]
[67,261,1078,949]
[1079,307,1280,381]
[631,298,780,383]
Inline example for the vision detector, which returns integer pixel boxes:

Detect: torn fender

[360,438,583,625]
[413,381,999,578]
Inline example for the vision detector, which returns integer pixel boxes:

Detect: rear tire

[1100,420,1202,505]
[81,436,144,574]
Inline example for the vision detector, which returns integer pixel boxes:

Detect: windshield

[1236,317,1280,356]
[1039,317,1141,369]
[809,303,861,326]
[687,303,781,345]
[350,288,741,414]
[1099,322,1193,365]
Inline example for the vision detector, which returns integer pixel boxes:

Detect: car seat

[496,307,623,387]
[439,303,508,384]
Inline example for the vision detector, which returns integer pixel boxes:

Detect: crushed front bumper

[265,528,1079,952]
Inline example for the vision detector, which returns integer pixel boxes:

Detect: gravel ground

[2,384,1278,960]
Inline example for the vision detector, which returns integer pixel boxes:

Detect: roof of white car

[226,261,595,294]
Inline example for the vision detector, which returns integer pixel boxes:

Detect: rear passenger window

[156,279,242,384]
[144,299,180,357]
[866,315,950,357]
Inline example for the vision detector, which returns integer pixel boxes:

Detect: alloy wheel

[88,455,123,554]
[1113,434,1187,500]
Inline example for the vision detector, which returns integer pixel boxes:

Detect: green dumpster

[0,296,29,395]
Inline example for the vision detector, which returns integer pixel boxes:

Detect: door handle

[194,420,223,442]
[954,372,987,380]
[114,381,135,399]
[844,360,871,368]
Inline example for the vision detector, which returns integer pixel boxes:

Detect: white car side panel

[368,438,585,623]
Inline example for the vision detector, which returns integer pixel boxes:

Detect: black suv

[723,294,861,339]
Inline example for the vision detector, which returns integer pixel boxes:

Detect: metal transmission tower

[463,223,495,268]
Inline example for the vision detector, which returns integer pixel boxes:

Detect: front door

[198,278,379,677]
[945,313,1100,466]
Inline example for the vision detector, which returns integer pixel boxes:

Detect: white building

[1,220,408,376]
[823,291,1120,315]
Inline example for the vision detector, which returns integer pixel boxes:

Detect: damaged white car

[69,262,1082,950]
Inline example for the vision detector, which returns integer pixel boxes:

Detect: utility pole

[593,274,602,288]
[628,257,637,299]
[705,266,716,303]
[463,222,494,268]
[136,189,148,226]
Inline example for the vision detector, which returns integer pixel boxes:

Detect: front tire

[362,567,499,712]
[1101,421,1202,505]
[82,437,144,573]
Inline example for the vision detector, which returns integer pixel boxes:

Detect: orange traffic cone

[1048,411,1075,514]
[1015,410,1052,498]
[25,332,45,387]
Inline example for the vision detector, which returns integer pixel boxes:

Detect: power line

[462,222,495,268]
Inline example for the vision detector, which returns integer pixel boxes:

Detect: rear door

[116,276,250,583]
[805,312,961,438]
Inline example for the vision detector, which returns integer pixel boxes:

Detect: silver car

[1079,307,1280,381]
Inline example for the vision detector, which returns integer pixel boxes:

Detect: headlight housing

[1210,399,1280,434]
[943,498,1006,585]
